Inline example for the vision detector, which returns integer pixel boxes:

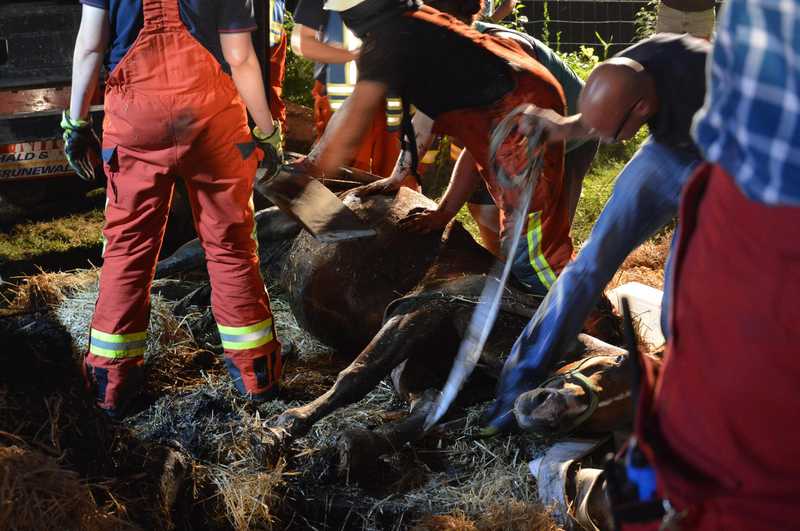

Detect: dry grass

[607,231,672,291]
[5,268,99,312]
[395,405,544,518]
[268,282,336,361]
[206,458,286,530]
[0,445,124,531]
[3,269,564,530]
[413,501,560,531]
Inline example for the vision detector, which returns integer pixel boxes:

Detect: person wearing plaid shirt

[637,1,800,529]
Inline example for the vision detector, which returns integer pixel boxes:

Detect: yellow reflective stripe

[217,318,273,336]
[218,319,275,351]
[386,99,402,109]
[422,150,439,164]
[327,84,355,96]
[90,345,146,359]
[91,329,147,343]
[526,212,558,289]
[221,330,275,351]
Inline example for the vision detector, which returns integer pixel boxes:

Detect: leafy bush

[635,0,659,40]
[281,13,315,108]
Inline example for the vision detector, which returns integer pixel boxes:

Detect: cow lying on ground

[157,178,626,449]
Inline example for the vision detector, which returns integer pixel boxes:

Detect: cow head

[513,352,636,436]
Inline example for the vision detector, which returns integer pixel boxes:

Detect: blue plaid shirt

[692,0,800,206]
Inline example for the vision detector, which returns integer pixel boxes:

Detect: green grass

[571,158,625,244]
[0,210,104,262]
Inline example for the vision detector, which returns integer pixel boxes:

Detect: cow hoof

[274,407,313,439]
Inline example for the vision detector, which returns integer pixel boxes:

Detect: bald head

[578,58,658,142]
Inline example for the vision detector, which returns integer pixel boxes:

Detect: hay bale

[0,445,119,531]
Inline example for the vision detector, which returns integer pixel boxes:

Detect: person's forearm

[388,112,435,181]
[69,8,109,120]
[229,52,274,134]
[70,50,103,120]
[491,0,518,22]
[437,149,482,216]
[562,114,592,139]
[290,26,356,64]
[317,81,387,175]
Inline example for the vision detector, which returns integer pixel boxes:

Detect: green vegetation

[0,209,104,262]
[282,13,315,108]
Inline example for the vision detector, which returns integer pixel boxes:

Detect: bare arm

[399,148,483,234]
[519,106,593,144]
[491,0,518,22]
[69,5,110,120]
[317,80,388,176]
[290,24,358,64]
[437,149,482,217]
[220,32,275,134]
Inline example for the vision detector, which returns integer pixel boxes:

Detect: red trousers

[268,33,287,132]
[311,80,400,177]
[639,164,800,529]
[433,70,572,285]
[86,0,281,413]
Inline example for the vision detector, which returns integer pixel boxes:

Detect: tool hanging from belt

[424,105,546,431]
[603,298,689,530]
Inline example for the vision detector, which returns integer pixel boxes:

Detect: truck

[0,0,106,224]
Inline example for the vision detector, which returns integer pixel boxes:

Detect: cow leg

[336,389,438,483]
[274,304,451,440]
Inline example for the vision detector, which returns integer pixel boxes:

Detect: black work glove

[61,110,102,181]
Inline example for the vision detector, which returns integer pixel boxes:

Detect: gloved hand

[253,121,283,178]
[61,111,101,181]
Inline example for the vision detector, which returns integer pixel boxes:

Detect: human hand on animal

[399,206,452,234]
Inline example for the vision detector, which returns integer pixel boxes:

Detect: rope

[526,353,614,440]
[489,104,546,190]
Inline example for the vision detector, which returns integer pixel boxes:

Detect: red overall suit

[415,6,572,292]
[631,164,800,529]
[312,80,401,177]
[85,0,282,414]
[268,32,288,132]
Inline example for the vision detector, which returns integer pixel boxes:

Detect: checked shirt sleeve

[692,0,800,206]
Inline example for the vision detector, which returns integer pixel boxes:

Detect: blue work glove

[253,121,283,178]
[61,111,101,181]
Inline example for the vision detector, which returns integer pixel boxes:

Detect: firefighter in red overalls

[316,0,572,297]
[63,0,284,417]
[269,0,288,133]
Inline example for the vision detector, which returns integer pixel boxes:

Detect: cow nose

[514,388,565,431]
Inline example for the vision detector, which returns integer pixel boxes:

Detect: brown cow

[157,182,625,448]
